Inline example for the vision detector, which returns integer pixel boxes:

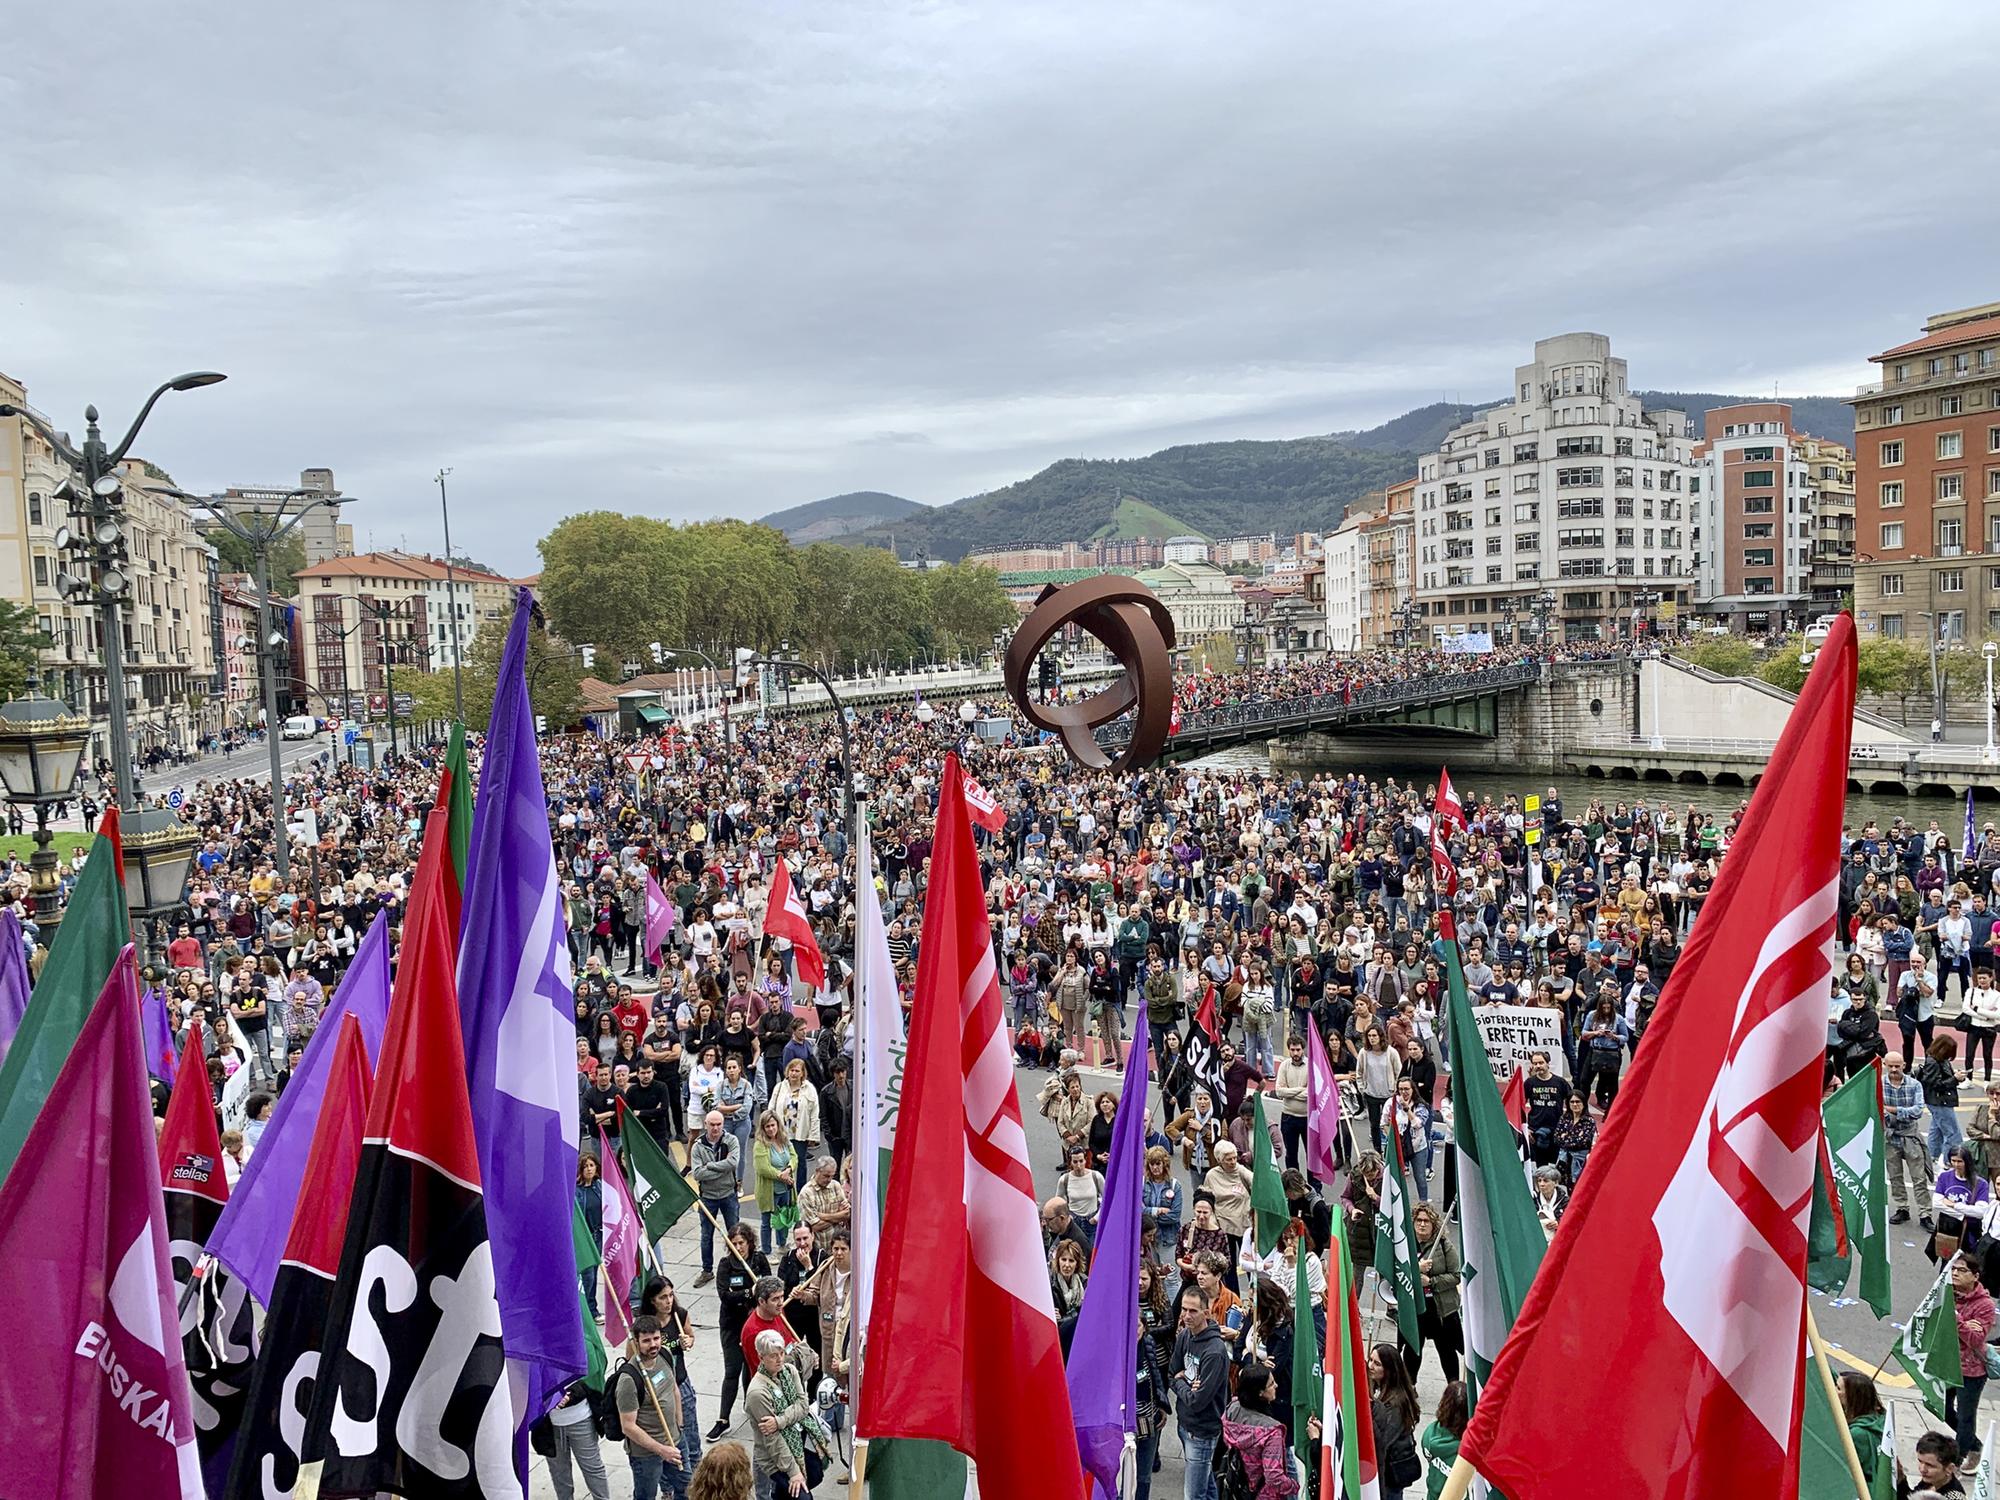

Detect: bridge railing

[1579,733,1925,765]
[1097,659,1544,748]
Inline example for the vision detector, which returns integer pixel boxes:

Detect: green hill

[756,490,925,543]
[1091,495,1205,541]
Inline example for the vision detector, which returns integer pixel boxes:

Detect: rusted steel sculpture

[1002,574,1176,772]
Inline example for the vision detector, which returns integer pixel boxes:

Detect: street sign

[343,729,359,747]
[167,787,184,810]
[328,717,343,732]
[625,752,648,772]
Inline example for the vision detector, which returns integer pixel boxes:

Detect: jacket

[689,1131,740,1200]
[1145,968,1180,1024]
[1221,1402,1299,1498]
[1169,1321,1229,1438]
[1958,1282,1998,1379]
[1415,1223,1462,1319]
[1203,1162,1255,1239]
[752,1136,797,1214]
[744,1367,808,1481]
[770,1077,821,1145]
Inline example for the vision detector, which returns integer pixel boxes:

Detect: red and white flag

[1436,766,1466,833]
[963,778,1007,834]
[1459,616,1857,1500]
[857,753,1085,1499]
[764,856,827,991]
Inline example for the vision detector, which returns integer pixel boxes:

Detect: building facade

[1161,535,1210,566]
[1850,303,2000,642]
[295,551,443,715]
[201,467,355,567]
[217,577,261,728]
[1323,509,1369,652]
[1798,435,1856,612]
[425,567,529,671]
[1413,332,1698,642]
[1690,402,1837,633]
[1136,559,1242,648]
[1360,477,1417,649]
[1212,534,1281,569]
[0,371,220,763]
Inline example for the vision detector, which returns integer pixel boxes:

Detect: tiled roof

[1875,313,2000,362]
[297,551,450,582]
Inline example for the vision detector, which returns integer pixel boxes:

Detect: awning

[634,704,671,727]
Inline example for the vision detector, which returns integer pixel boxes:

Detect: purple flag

[458,591,585,1425]
[644,869,676,962]
[139,986,178,1089]
[1067,1029,1149,1493]
[1306,1015,1343,1184]
[597,1126,642,1345]
[205,915,392,1305]
[0,908,31,1070]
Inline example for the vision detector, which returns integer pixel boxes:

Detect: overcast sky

[6,2,1996,573]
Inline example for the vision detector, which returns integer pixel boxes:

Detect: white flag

[850,816,907,1368]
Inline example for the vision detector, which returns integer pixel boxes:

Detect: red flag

[1501,1065,1527,1134]
[227,1014,374,1499]
[99,804,124,882]
[963,778,1007,834]
[1459,617,1857,1500]
[764,856,827,991]
[857,753,1084,1498]
[1436,766,1466,833]
[300,811,515,1496]
[0,946,203,1498]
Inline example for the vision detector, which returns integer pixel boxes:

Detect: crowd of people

[8,644,1999,1498]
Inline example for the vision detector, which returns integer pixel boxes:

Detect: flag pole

[1806,1305,1873,1500]
[848,789,872,1500]
[691,1194,806,1346]
[1438,1455,1479,1500]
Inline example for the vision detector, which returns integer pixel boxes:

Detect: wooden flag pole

[1437,1455,1479,1500]
[691,1193,806,1346]
[1806,1304,1873,1500]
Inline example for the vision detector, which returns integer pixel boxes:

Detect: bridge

[1097,661,1545,758]
[1567,735,2000,797]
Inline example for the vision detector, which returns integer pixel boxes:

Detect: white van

[281,715,319,740]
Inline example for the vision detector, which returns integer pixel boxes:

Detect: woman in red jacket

[1221,1358,1298,1498]
[1950,1253,1996,1471]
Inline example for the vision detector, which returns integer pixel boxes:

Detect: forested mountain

[757,490,924,543]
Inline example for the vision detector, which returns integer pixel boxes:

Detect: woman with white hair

[744,1329,832,1496]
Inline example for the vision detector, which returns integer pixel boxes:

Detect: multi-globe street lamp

[0,681,91,938]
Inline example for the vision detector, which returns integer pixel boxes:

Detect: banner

[1472,1005,1570,1081]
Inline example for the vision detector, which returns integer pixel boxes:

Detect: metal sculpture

[1002,574,1177,771]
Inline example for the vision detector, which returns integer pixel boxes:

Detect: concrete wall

[1639,657,1912,745]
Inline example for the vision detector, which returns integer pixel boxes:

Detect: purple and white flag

[206,915,392,1305]
[0,908,27,1069]
[643,869,676,962]
[597,1126,642,1346]
[458,591,585,1426]
[139,985,178,1089]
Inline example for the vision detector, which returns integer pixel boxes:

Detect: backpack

[1212,1436,1254,1500]
[595,1360,640,1444]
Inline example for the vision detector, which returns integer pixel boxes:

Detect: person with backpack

[615,1316,687,1500]
[1368,1341,1424,1498]
[1219,1357,1298,1498]
[534,1376,613,1500]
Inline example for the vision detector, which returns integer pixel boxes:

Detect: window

[1881,615,1905,639]
[1880,574,1905,597]
[1556,437,1603,457]
[1514,563,1540,580]
[1941,395,1964,416]
[1744,523,1774,538]
[1486,507,1502,526]
[1989,425,2000,452]
[1744,446,1776,462]
[1940,432,1964,459]
[1931,358,1947,377]
[1880,522,1905,549]
[1741,470,1775,488]
[1939,570,1965,593]
[1940,474,1965,501]
[1485,537,1502,555]
[1513,474,1539,493]
[1743,549,1775,567]
[1486,565,1504,583]
[1557,528,1604,549]
[1743,496,1775,515]
[1990,469,2000,497]
[1484,449,1500,468]
[1485,479,1502,498]
[31,556,47,587]
[1881,440,1905,466]
[1881,481,1904,507]
[1557,496,1604,519]
[1513,501,1539,524]
[1514,533,1540,551]
[1616,527,1634,547]
[1941,518,1965,551]
[1555,467,1603,488]
[1513,443,1538,463]
[26,493,42,526]
[1884,405,1904,424]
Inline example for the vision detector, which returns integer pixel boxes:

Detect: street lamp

[122,804,199,963]
[0,681,91,936]
[190,488,342,881]
[1532,589,1558,645]
[435,468,466,722]
[0,371,226,813]
[656,646,737,751]
[1394,598,1423,648]
[1984,640,1997,763]
[751,647,854,827]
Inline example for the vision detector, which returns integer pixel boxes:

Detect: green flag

[1807,1137,1851,1297]
[1798,1345,1866,1500]
[1893,1261,1963,1419]
[0,832,126,1183]
[1439,926,1546,1410]
[1250,1091,1289,1256]
[1374,1099,1426,1351]
[1292,1233,1322,1470]
[1972,1421,1996,1500]
[443,722,473,894]
[1824,1062,1893,1319]
[571,1197,609,1390]
[623,1117,699,1241]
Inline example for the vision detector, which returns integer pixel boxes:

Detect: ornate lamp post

[0,683,91,936]
[122,805,199,964]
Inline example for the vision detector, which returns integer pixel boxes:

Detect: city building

[1135,558,1242,649]
[1360,477,1417,649]
[217,576,262,728]
[0,371,220,763]
[200,467,355,567]
[424,565,533,672]
[965,542,1094,572]
[1096,536,1165,568]
[295,551,445,714]
[1799,435,1856,613]
[1323,506,1371,652]
[1259,567,1326,663]
[1850,302,2000,642]
[1211,534,1281,569]
[1161,535,1210,566]
[1412,332,1699,642]
[1690,402,1841,634]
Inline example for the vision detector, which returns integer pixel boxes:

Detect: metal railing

[1577,734,1957,766]
[1098,659,1545,748]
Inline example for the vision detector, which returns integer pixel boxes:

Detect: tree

[537,512,688,666]
[0,601,50,701]
[208,517,308,594]
[676,520,796,655]
[918,563,1017,659]
[1675,636,1757,678]
[452,620,585,733]
[1855,638,1931,719]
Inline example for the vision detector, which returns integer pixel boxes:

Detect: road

[44,731,337,835]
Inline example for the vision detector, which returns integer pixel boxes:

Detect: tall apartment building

[216,577,261,728]
[0,371,220,762]
[295,551,443,713]
[425,566,535,671]
[1690,402,1839,633]
[1212,534,1280,568]
[1360,477,1416,649]
[1323,506,1372,652]
[1413,333,1698,642]
[1798,435,1856,613]
[201,467,355,566]
[1850,303,2000,642]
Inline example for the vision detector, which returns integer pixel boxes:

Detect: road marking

[1822,1343,1913,1388]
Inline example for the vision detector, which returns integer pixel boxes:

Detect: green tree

[677,520,796,655]
[449,621,587,732]
[208,518,308,593]
[0,601,51,700]
[1756,636,1811,693]
[1855,638,1931,719]
[918,563,1017,659]
[791,543,922,669]
[1676,636,1758,678]
[538,512,687,665]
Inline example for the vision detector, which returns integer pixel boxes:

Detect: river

[1190,743,1957,834]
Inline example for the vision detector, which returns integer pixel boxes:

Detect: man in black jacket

[1170,1282,1230,1500]
[623,1061,673,1152]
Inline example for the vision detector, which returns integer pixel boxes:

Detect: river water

[1190,744,1953,833]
